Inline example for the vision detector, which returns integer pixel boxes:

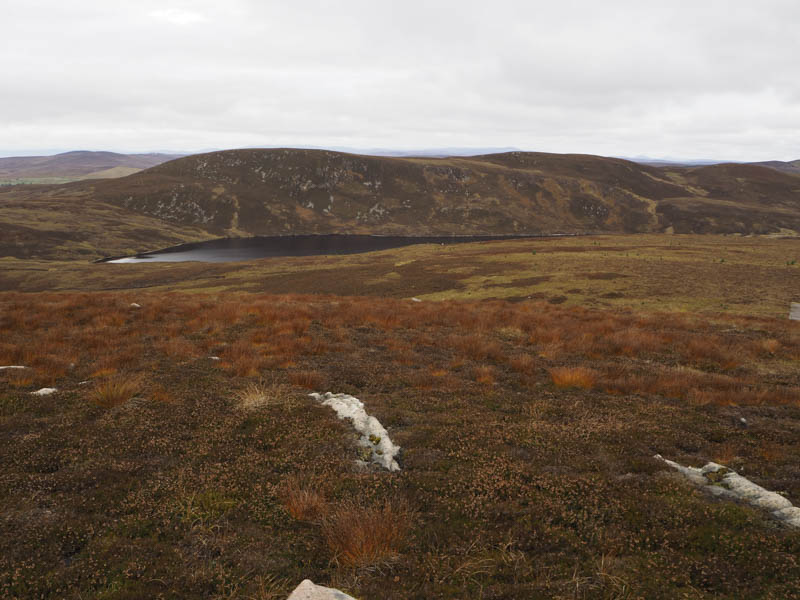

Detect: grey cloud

[1,0,798,160]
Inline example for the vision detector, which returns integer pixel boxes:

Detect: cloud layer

[2,1,798,160]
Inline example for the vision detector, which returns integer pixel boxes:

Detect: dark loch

[99,234,555,264]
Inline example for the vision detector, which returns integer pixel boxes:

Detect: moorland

[1,149,799,599]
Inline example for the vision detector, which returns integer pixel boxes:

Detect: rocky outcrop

[655,455,800,527]
[310,392,401,471]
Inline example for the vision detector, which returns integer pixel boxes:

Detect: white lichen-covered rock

[790,302,800,321]
[310,392,401,471]
[655,454,800,527]
[287,579,356,600]
[31,388,57,396]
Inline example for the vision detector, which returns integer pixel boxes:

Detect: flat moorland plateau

[2,234,798,315]
[1,234,799,599]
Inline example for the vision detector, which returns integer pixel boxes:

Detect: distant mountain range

[0,151,183,184]
[2,148,798,182]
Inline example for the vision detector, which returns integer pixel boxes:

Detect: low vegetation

[89,375,141,408]
[2,235,797,321]
[1,289,799,598]
[321,499,413,568]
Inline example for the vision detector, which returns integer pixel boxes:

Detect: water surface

[101,234,546,263]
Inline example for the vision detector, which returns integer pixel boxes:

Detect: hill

[0,151,182,184]
[90,148,800,238]
[749,159,800,176]
[2,149,799,260]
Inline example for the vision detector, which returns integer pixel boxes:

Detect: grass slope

[0,185,213,260]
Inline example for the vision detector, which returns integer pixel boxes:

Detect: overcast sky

[1,1,799,160]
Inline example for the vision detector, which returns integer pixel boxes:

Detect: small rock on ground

[287,579,356,600]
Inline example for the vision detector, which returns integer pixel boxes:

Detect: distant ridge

[0,150,183,183]
[747,159,800,176]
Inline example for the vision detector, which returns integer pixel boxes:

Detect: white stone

[287,579,356,600]
[31,388,57,396]
[0,366,27,370]
[655,455,800,527]
[310,392,401,471]
[130,302,141,308]
[790,302,800,321]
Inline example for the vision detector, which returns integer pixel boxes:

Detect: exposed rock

[310,392,401,471]
[655,455,800,527]
[31,388,57,396]
[287,579,356,600]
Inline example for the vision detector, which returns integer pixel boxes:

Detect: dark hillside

[87,149,693,237]
[2,149,799,259]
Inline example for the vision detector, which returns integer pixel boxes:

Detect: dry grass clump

[321,499,412,567]
[90,375,142,408]
[682,337,742,368]
[235,380,291,410]
[4,368,34,388]
[289,369,325,390]
[156,337,200,360]
[448,334,505,362]
[509,354,536,374]
[222,339,266,376]
[281,476,328,522]
[474,365,496,385]
[549,367,598,389]
[759,338,781,355]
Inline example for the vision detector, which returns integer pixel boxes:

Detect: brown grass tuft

[235,381,291,410]
[281,476,328,522]
[321,499,412,567]
[509,354,536,375]
[90,375,142,408]
[474,365,496,385]
[5,368,34,388]
[549,367,598,389]
[760,338,781,355]
[289,369,325,390]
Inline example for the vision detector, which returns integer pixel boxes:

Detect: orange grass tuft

[509,354,536,374]
[321,499,412,567]
[282,476,328,522]
[549,367,598,389]
[474,365,496,385]
[90,375,142,408]
[289,369,325,390]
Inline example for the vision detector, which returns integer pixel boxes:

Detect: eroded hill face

[2,149,799,260]
[86,149,800,238]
